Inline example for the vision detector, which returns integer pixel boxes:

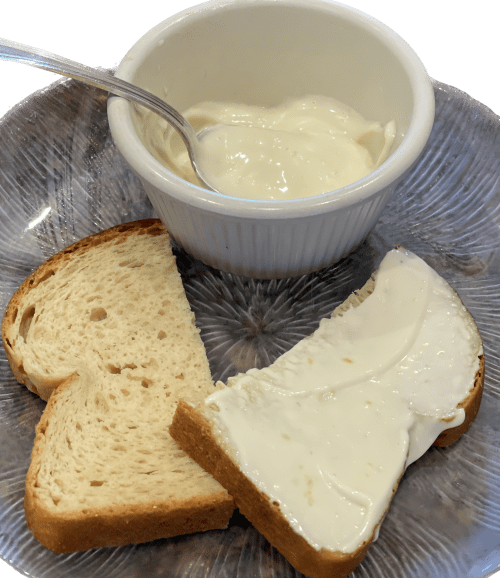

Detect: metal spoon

[0,38,216,192]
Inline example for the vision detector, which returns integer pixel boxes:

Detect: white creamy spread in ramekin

[140,95,396,200]
[204,249,482,553]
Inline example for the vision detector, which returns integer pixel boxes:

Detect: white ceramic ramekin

[108,0,434,279]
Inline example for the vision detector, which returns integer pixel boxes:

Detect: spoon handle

[0,37,198,151]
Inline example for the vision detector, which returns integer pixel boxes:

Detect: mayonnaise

[204,249,483,553]
[140,95,396,200]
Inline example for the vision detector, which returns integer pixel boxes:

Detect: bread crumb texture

[5,221,226,512]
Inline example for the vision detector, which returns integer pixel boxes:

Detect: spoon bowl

[0,38,218,193]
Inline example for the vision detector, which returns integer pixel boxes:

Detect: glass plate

[1,77,500,578]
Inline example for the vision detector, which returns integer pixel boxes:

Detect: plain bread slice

[2,219,234,552]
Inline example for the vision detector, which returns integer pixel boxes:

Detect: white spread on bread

[140,95,396,199]
[204,249,482,553]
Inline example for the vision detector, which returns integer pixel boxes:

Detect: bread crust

[2,219,234,552]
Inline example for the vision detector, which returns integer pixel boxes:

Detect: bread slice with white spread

[1,219,234,553]
[170,247,484,578]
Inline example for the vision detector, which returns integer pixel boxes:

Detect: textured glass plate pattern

[1,77,500,578]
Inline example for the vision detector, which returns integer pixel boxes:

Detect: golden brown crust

[170,401,376,578]
[25,494,233,553]
[25,497,233,554]
[2,219,165,402]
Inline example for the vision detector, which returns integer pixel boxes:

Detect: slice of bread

[1,219,234,553]
[170,248,484,578]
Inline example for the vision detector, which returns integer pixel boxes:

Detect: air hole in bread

[90,307,107,322]
[157,330,167,340]
[124,363,137,371]
[119,259,144,268]
[52,497,61,506]
[86,295,100,303]
[141,380,152,388]
[38,269,55,284]
[66,437,72,450]
[158,309,165,316]
[107,364,121,375]
[10,307,18,324]
[121,389,130,397]
[90,481,104,487]
[175,373,185,380]
[19,306,36,343]
[94,394,109,411]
